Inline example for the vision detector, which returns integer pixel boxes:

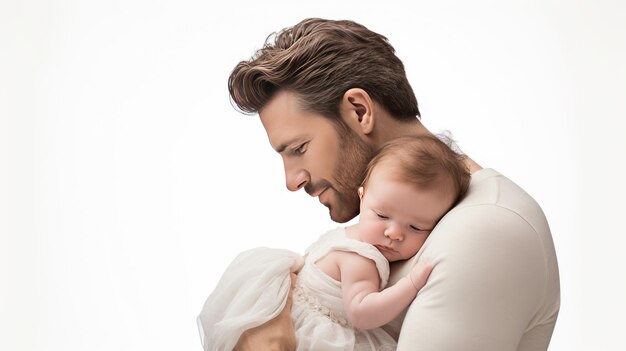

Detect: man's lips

[306,186,329,208]
[309,187,327,198]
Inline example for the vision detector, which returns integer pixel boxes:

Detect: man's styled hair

[362,136,471,207]
[228,18,420,121]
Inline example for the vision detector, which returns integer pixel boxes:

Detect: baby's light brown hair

[362,136,471,208]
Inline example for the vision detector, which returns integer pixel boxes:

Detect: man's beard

[328,124,374,223]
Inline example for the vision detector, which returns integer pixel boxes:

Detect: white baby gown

[197,227,397,351]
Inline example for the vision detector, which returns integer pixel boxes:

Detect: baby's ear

[358,187,364,200]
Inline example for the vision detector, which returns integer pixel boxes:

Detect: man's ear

[341,88,375,135]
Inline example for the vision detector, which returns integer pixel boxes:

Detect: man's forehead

[259,90,302,116]
[259,92,297,127]
[259,92,322,150]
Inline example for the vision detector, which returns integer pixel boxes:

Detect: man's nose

[285,167,309,192]
[384,225,404,241]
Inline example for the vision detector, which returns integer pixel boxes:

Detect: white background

[1,0,624,350]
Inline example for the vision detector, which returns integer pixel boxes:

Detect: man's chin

[329,206,359,223]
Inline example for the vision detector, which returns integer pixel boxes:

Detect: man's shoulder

[462,168,533,205]
[451,168,547,228]
[425,168,553,256]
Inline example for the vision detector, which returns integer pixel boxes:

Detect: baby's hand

[409,256,434,291]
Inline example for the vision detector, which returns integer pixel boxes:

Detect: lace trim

[293,286,352,328]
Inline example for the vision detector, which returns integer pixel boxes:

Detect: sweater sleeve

[394,204,557,351]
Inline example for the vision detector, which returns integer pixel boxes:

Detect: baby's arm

[338,252,433,330]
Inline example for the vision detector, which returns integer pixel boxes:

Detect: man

[225,18,559,350]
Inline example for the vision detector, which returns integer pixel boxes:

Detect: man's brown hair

[228,18,420,121]
[362,136,471,207]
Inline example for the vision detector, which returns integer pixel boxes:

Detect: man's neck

[373,117,483,174]
[371,117,431,147]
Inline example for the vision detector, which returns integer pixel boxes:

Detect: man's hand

[233,273,298,351]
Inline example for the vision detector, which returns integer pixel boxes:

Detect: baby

[198,135,470,350]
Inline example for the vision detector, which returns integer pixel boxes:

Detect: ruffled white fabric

[196,247,301,351]
[197,228,397,351]
[291,227,396,351]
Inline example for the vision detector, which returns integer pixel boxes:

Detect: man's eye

[293,143,307,155]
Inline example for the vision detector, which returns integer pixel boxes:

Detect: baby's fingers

[409,256,435,290]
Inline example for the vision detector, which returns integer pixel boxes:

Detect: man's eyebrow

[275,143,289,153]
[274,137,304,153]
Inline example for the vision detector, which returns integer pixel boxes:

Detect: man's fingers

[290,272,297,289]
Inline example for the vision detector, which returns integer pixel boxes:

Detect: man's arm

[394,206,552,351]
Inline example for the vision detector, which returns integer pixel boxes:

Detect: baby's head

[355,136,471,261]
[362,136,471,207]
